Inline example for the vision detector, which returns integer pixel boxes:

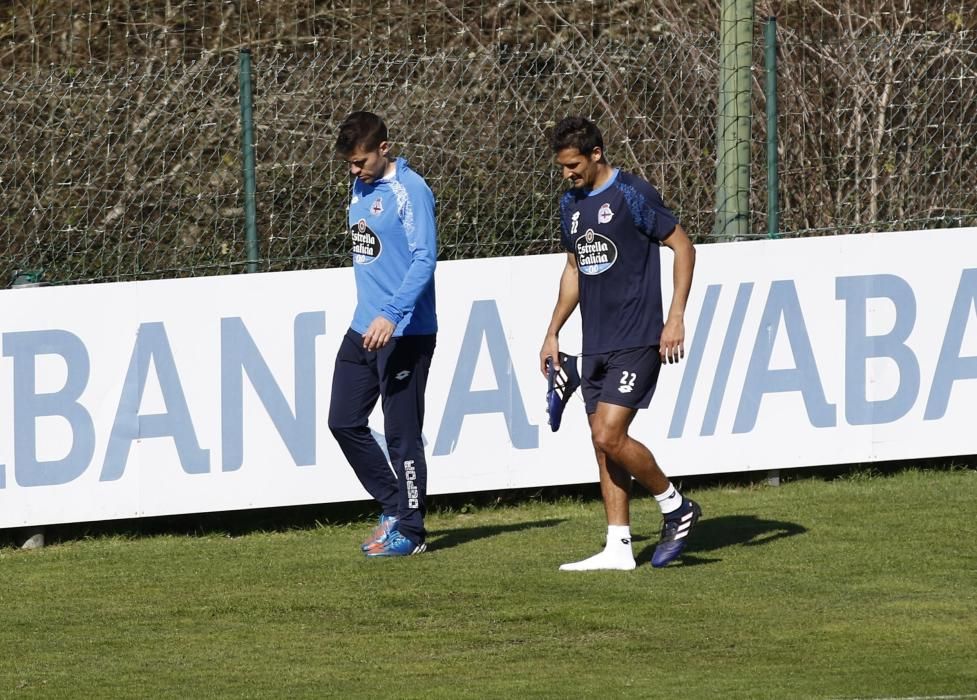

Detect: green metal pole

[734,0,753,239]
[713,0,733,239]
[239,48,259,273]
[765,17,780,239]
[713,0,754,241]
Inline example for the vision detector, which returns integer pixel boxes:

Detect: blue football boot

[361,514,398,552]
[651,499,702,568]
[365,530,427,557]
[546,352,581,432]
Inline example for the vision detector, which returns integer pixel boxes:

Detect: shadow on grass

[9,504,566,550]
[635,514,807,567]
[427,518,565,552]
[12,453,970,549]
[8,501,381,547]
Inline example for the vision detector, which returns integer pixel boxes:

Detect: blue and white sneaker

[651,499,701,568]
[361,514,398,552]
[365,530,427,557]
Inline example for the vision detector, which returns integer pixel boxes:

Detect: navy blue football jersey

[559,169,678,354]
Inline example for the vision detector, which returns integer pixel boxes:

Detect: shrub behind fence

[1,3,974,285]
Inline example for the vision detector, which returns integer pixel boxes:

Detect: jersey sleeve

[623,177,678,242]
[379,172,437,325]
[558,192,575,251]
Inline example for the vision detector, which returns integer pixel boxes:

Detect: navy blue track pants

[328,328,436,544]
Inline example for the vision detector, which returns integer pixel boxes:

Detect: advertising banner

[1,228,974,527]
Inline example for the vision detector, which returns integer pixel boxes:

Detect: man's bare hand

[660,317,685,364]
[363,316,396,352]
[539,335,560,376]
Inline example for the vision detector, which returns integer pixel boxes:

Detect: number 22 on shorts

[618,370,637,394]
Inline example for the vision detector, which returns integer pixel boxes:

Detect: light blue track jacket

[346,157,438,336]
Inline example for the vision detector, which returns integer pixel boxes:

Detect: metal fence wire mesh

[775,29,977,237]
[0,2,975,286]
[1,56,243,283]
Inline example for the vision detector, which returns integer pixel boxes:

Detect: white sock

[559,525,635,571]
[655,482,683,515]
[607,525,632,549]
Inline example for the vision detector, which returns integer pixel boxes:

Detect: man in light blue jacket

[328,111,437,557]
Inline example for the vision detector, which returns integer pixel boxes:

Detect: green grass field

[1,466,975,699]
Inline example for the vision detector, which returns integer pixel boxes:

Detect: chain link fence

[0,2,975,285]
[1,55,244,283]
[774,28,977,237]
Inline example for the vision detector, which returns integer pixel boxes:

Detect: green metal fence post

[765,16,781,239]
[239,48,259,273]
[713,0,754,241]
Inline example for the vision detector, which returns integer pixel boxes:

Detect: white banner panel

[0,227,975,527]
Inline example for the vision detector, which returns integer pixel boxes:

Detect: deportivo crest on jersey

[576,229,617,275]
[351,218,382,264]
[370,197,383,216]
[598,202,614,224]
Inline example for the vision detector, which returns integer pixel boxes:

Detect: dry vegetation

[1,1,975,283]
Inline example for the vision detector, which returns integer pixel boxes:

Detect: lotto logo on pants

[404,460,419,509]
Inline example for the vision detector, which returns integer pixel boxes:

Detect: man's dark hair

[550,116,604,155]
[335,111,388,156]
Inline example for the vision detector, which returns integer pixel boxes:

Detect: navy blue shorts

[581,346,662,414]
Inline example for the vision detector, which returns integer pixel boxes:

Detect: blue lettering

[836,274,919,425]
[101,322,209,480]
[734,280,836,432]
[669,284,721,439]
[2,330,95,487]
[220,312,325,470]
[702,282,754,437]
[925,268,977,420]
[433,300,538,455]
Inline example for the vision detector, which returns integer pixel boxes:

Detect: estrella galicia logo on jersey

[370,197,383,216]
[598,202,614,224]
[351,218,382,264]
[576,229,617,275]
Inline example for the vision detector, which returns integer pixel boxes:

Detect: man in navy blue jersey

[328,111,437,557]
[540,116,700,570]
